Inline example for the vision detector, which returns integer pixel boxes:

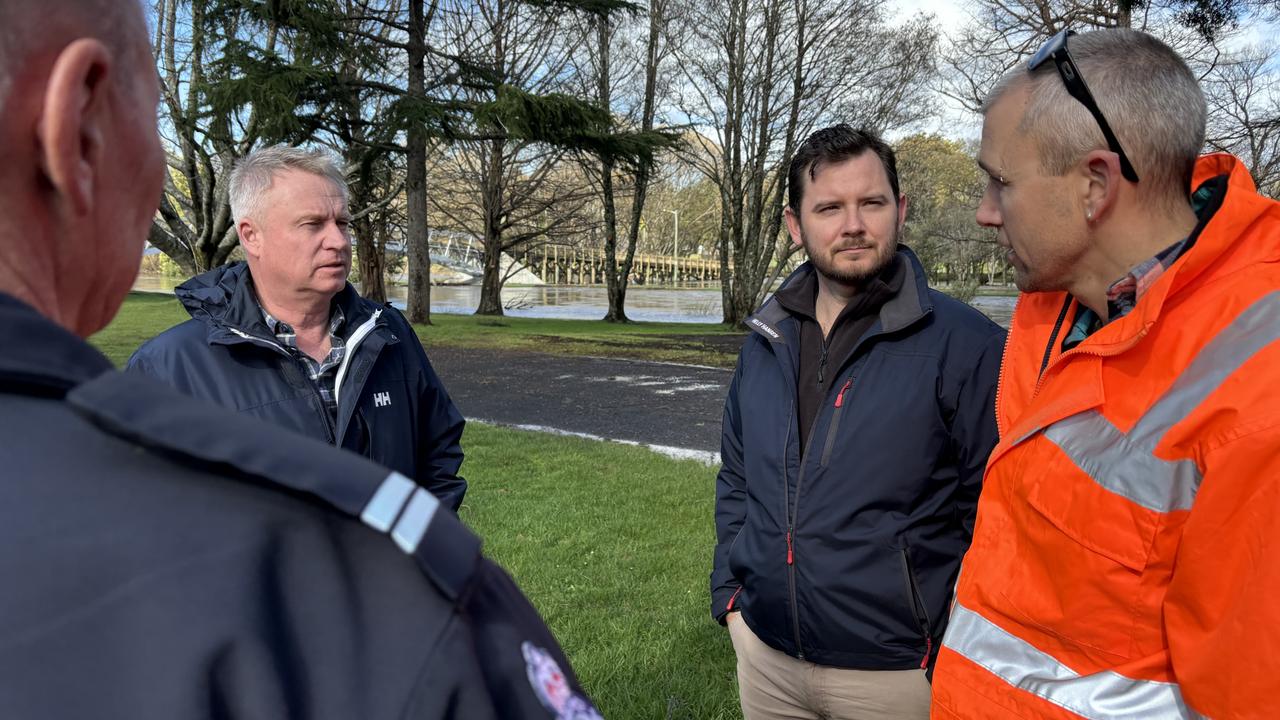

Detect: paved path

[427,347,733,461]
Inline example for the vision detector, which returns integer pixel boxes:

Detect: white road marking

[469,418,720,466]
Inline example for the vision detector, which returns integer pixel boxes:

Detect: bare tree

[1203,44,1280,196]
[431,0,598,315]
[669,0,937,324]
[150,0,281,274]
[938,0,1227,114]
[572,1,678,322]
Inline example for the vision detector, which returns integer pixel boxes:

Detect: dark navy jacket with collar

[0,292,601,719]
[127,262,466,511]
[710,247,1006,671]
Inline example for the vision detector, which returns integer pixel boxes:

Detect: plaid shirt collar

[1062,184,1214,351]
[260,302,347,354]
[1063,237,1190,351]
[257,299,348,422]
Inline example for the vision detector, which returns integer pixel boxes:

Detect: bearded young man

[710,125,1006,720]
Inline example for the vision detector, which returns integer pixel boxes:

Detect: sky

[885,0,1280,141]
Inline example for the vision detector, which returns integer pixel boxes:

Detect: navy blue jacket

[710,249,1005,671]
[128,263,466,511]
[0,293,600,719]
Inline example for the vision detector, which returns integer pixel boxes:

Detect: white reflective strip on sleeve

[360,471,415,532]
[943,605,1204,719]
[391,487,440,554]
[1041,291,1280,514]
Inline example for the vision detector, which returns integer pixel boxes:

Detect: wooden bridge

[513,244,724,286]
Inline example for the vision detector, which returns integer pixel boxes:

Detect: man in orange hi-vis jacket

[931,27,1280,720]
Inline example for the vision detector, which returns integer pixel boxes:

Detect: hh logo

[373,392,392,408]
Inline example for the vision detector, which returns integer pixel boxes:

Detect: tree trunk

[405,0,432,324]
[476,138,507,316]
[595,16,629,323]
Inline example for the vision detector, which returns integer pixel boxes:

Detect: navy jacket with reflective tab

[711,248,1005,671]
[128,263,466,510]
[0,292,600,719]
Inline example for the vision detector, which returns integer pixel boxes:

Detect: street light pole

[667,209,679,287]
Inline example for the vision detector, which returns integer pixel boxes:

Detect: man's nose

[324,222,351,249]
[841,208,866,235]
[976,187,1001,228]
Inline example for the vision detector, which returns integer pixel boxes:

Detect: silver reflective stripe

[1042,291,1280,513]
[360,471,415,532]
[1130,291,1280,447]
[1044,413,1200,513]
[944,605,1203,719]
[391,487,439,553]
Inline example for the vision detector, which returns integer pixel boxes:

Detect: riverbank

[104,292,748,368]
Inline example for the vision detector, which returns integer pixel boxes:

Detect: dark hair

[787,125,900,214]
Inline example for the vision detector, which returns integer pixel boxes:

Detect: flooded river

[132,274,1017,327]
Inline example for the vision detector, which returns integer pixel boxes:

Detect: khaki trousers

[727,613,931,720]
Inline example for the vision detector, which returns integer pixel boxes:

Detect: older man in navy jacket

[129,146,466,510]
[711,125,1005,720]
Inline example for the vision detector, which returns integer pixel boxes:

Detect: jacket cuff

[711,585,742,625]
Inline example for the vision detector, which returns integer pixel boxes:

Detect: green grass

[460,424,738,719]
[90,296,743,719]
[107,292,746,368]
[93,292,192,365]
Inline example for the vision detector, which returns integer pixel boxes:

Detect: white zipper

[333,309,382,410]
[228,326,288,355]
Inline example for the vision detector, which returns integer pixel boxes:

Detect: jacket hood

[746,245,934,343]
[175,262,377,344]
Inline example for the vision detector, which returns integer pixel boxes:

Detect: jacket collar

[0,293,114,395]
[745,245,933,343]
[176,262,380,346]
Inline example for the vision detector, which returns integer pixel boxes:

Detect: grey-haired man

[130,145,467,511]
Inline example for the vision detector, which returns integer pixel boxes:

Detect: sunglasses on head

[1028,29,1140,183]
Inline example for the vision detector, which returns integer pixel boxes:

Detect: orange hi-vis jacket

[931,154,1280,720]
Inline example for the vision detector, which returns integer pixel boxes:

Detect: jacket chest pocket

[996,427,1164,657]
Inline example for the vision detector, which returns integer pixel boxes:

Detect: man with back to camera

[711,124,1006,719]
[931,28,1280,720]
[0,1,601,717]
[128,144,467,511]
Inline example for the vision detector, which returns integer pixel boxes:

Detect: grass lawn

[91,296,743,719]
[461,424,738,719]
[104,292,746,369]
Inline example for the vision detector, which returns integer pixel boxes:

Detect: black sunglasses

[1028,29,1140,183]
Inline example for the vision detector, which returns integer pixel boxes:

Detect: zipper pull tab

[834,378,853,407]
[921,635,933,669]
[786,530,794,565]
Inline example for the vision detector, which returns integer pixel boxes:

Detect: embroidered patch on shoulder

[522,641,603,720]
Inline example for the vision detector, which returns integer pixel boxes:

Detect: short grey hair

[229,144,348,222]
[984,29,1206,204]
[0,0,139,116]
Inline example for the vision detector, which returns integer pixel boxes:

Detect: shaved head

[0,0,162,336]
[0,0,145,113]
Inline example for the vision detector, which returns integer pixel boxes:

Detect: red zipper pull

[921,636,933,669]
[786,531,794,565]
[834,378,853,407]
